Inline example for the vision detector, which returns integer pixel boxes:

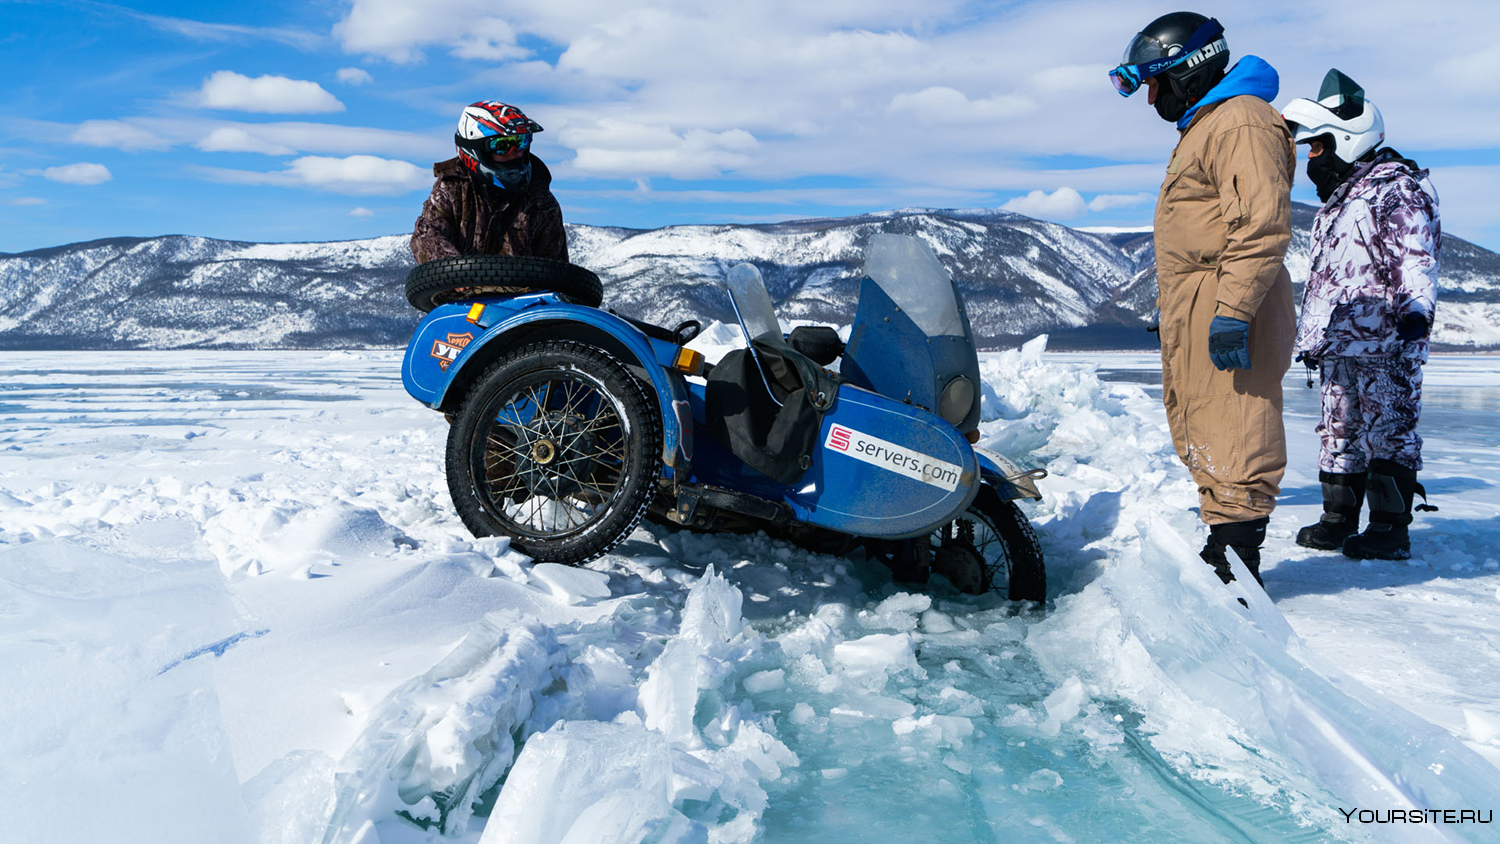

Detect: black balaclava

[1154,80,1189,123]
[492,156,532,191]
[1154,69,1225,125]
[1306,136,1354,202]
[477,155,532,206]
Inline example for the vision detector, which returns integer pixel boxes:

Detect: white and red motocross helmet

[454,101,544,191]
[1281,69,1385,164]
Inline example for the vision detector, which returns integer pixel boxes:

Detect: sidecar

[401,236,1046,598]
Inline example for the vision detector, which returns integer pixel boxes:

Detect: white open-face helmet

[1281,69,1385,164]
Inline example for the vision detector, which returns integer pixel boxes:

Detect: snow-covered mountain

[2,205,1497,350]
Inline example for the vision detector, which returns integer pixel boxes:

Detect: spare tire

[405,255,604,312]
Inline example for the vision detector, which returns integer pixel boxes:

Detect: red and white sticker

[430,331,474,371]
[823,423,962,491]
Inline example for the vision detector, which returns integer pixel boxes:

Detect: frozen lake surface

[2,345,1498,844]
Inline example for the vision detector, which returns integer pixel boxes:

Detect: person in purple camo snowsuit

[1282,70,1439,561]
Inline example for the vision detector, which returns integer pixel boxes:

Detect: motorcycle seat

[704,334,838,485]
[787,325,845,366]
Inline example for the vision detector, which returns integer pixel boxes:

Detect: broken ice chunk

[1039,676,1086,737]
[743,669,785,694]
[833,632,923,687]
[480,721,691,844]
[529,564,611,605]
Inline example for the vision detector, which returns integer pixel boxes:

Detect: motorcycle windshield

[862,234,966,339]
[725,263,783,343]
[843,233,982,431]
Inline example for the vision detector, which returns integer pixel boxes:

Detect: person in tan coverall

[1111,13,1295,587]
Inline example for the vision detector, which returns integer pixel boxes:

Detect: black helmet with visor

[1110,13,1228,121]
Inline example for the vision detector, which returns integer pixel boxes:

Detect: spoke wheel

[930,486,1046,600]
[446,341,661,564]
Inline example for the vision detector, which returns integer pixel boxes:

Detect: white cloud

[22,116,445,162]
[114,7,323,50]
[24,117,445,161]
[334,0,527,63]
[996,188,1153,221]
[563,120,758,179]
[451,18,529,61]
[317,0,1500,227]
[1002,187,1087,220]
[16,1,1500,247]
[1437,46,1500,97]
[352,3,1171,188]
[1087,192,1154,212]
[235,123,443,159]
[197,71,345,114]
[286,155,429,194]
[349,206,375,217]
[7,197,46,206]
[887,87,1035,122]
[69,120,171,152]
[195,155,430,195]
[1028,65,1112,95]
[196,127,297,156]
[336,67,374,85]
[40,163,112,185]
[557,184,991,208]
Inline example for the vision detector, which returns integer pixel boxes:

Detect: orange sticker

[430,332,474,371]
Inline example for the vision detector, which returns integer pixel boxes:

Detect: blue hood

[1177,55,1280,131]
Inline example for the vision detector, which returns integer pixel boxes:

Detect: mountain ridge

[3,204,1497,351]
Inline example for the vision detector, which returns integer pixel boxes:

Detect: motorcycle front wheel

[445,340,662,564]
[930,485,1046,601]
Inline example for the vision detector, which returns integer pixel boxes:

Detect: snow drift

[2,344,1499,844]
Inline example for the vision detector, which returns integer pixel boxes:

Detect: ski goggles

[483,133,532,156]
[1109,18,1225,97]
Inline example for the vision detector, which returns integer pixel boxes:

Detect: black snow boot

[1200,517,1268,587]
[1296,471,1366,550]
[1343,459,1427,561]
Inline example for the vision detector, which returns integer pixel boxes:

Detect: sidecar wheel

[932,486,1046,601]
[446,340,661,564]
[407,255,604,312]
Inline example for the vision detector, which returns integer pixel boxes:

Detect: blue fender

[974,446,1045,502]
[402,296,694,473]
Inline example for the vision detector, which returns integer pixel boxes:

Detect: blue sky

[2,0,1498,253]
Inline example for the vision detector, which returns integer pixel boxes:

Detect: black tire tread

[971,487,1047,602]
[407,255,603,312]
[445,340,661,564]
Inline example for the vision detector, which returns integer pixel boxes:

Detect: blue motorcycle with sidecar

[400,234,1047,599]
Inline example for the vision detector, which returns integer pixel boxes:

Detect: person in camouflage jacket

[411,101,568,266]
[1283,72,1439,561]
[1293,150,1439,364]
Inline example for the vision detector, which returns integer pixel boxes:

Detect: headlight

[939,376,974,425]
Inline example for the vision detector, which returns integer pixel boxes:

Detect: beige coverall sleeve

[1208,125,1293,321]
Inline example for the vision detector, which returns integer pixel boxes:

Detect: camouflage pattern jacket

[1295,149,1439,361]
[410,155,568,264]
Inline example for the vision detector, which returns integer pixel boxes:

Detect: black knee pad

[1366,459,1417,526]
[1318,471,1365,518]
